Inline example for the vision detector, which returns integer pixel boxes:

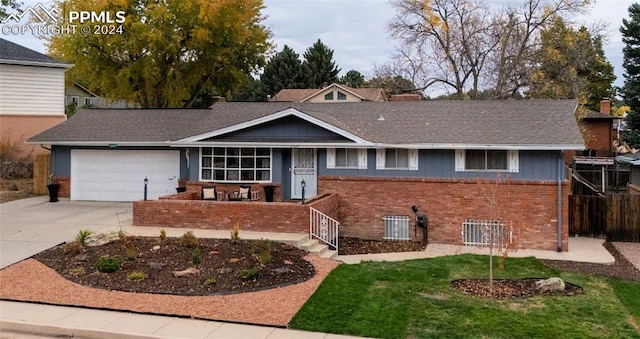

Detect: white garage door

[71,150,180,201]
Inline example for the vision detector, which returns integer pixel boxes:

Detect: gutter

[557,151,563,252]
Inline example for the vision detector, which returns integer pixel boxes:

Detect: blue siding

[206,116,350,142]
[319,149,562,181]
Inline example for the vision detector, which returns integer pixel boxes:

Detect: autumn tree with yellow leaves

[48,0,272,108]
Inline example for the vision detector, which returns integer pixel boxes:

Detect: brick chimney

[390,93,422,101]
[600,98,611,115]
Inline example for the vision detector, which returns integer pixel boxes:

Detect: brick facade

[51,176,70,198]
[133,193,340,234]
[317,176,570,251]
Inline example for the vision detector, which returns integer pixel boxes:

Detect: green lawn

[289,255,640,339]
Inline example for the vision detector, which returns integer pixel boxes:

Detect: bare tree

[487,0,593,98]
[389,0,495,97]
[387,0,593,99]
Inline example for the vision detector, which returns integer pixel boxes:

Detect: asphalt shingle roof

[0,38,69,67]
[28,100,584,148]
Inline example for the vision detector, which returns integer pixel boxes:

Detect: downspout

[557,150,563,252]
[40,144,53,184]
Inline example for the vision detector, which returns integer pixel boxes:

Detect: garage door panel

[71,150,180,201]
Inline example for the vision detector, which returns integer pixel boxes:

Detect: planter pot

[264,185,275,202]
[47,184,60,203]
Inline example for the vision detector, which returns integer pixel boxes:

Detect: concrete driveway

[0,197,132,268]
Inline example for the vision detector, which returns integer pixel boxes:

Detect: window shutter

[455,149,465,171]
[409,149,419,170]
[376,149,385,169]
[327,148,336,169]
[508,150,519,173]
[358,149,367,169]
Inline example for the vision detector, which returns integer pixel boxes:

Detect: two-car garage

[70,150,180,201]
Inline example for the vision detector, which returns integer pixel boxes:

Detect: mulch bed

[338,236,426,255]
[451,278,583,298]
[32,236,315,296]
[541,242,640,282]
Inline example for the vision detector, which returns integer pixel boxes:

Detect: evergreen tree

[621,3,640,149]
[302,39,341,88]
[260,45,306,97]
[340,70,366,88]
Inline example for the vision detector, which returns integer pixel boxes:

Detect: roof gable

[178,107,371,145]
[272,83,384,102]
[202,115,352,143]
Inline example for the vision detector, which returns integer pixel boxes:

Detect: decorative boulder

[535,277,565,292]
[85,232,120,247]
[172,267,199,277]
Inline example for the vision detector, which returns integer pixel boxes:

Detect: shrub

[127,271,147,281]
[75,229,92,246]
[180,231,198,248]
[117,229,126,240]
[97,256,121,273]
[63,241,84,255]
[192,247,202,265]
[238,267,260,281]
[204,277,217,285]
[231,224,241,243]
[125,248,138,261]
[257,250,272,265]
[159,229,166,242]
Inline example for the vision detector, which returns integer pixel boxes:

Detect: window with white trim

[201,147,271,182]
[326,148,367,169]
[376,148,418,170]
[455,149,519,172]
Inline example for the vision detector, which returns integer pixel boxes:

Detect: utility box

[417,213,427,228]
[416,213,428,244]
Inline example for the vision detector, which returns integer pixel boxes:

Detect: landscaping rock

[148,262,165,270]
[85,232,120,247]
[535,277,565,292]
[152,245,160,251]
[273,267,292,274]
[210,250,221,255]
[172,267,199,277]
[217,267,233,274]
[229,258,240,263]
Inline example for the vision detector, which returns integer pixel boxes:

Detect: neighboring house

[65,82,139,109]
[28,100,583,251]
[616,152,640,194]
[271,83,386,102]
[0,38,70,157]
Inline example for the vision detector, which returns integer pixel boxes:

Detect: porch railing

[309,207,339,251]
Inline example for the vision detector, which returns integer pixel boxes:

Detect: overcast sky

[2,0,635,94]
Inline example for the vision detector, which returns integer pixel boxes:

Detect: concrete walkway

[0,197,617,338]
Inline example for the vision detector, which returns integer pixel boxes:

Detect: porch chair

[230,185,260,201]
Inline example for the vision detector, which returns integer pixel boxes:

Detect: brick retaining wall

[133,193,340,233]
[317,176,569,251]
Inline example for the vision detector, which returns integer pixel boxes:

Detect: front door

[291,148,317,199]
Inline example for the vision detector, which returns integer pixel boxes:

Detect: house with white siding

[0,38,70,157]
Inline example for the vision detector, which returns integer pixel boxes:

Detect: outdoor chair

[229,185,260,201]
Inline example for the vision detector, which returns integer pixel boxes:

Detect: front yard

[290,255,640,338]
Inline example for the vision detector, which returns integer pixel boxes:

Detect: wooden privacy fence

[569,194,640,242]
[33,154,50,195]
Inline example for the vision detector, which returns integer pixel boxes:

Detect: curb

[0,320,165,339]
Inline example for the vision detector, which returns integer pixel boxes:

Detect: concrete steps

[298,238,337,260]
